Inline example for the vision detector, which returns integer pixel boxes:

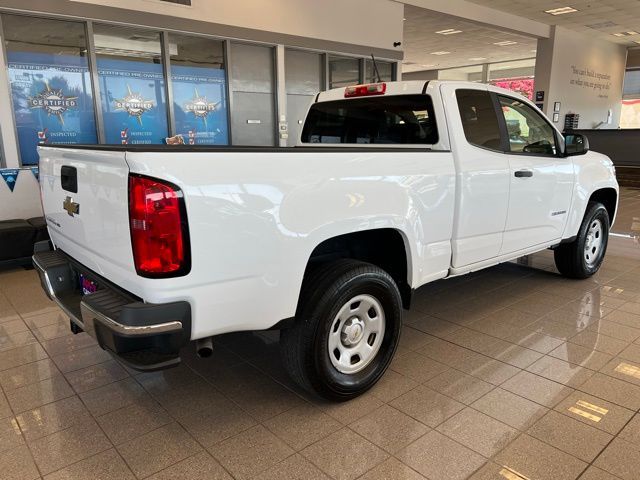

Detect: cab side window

[456,89,502,151]
[498,96,557,155]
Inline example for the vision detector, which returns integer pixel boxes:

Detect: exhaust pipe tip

[196,337,214,358]
[197,346,213,358]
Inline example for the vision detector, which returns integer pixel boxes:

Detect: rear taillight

[128,174,190,278]
[344,82,386,98]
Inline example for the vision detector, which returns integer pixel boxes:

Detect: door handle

[514,169,533,178]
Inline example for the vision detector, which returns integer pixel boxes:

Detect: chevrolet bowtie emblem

[63,196,80,217]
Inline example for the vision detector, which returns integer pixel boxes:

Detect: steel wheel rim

[328,294,386,374]
[584,218,604,267]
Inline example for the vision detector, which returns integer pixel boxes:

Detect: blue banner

[0,169,19,192]
[171,66,229,145]
[97,58,168,145]
[7,52,98,166]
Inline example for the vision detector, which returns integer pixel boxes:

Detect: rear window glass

[301,94,438,145]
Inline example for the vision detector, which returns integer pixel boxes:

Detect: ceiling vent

[586,21,618,29]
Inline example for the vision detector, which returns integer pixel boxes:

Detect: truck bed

[38,143,456,339]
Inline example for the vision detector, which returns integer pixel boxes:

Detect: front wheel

[280,260,402,401]
[554,201,610,279]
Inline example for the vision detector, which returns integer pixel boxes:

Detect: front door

[496,94,574,255]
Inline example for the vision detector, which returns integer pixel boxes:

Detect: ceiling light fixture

[468,57,487,61]
[494,41,517,46]
[436,29,463,35]
[545,6,578,15]
[430,51,451,55]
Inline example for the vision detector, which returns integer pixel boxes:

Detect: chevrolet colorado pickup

[33,80,618,400]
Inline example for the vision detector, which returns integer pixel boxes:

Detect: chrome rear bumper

[33,244,191,371]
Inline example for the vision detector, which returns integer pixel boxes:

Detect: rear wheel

[554,202,610,279]
[280,260,402,401]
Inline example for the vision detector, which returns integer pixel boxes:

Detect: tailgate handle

[514,169,533,178]
[61,166,78,193]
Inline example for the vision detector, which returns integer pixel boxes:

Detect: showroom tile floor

[1,187,640,479]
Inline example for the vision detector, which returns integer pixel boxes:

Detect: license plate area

[78,272,99,295]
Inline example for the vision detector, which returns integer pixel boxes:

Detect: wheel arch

[298,228,413,310]
[589,187,618,226]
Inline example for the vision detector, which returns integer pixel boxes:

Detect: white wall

[401,69,439,81]
[535,26,627,129]
[0,170,42,220]
[70,0,405,51]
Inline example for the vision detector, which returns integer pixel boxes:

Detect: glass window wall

[488,58,535,100]
[439,64,483,82]
[365,59,393,83]
[169,34,228,145]
[93,24,168,145]
[3,14,97,165]
[623,69,640,98]
[329,56,360,88]
[0,12,396,161]
[621,67,640,128]
[285,49,322,146]
[230,42,275,146]
[621,99,640,129]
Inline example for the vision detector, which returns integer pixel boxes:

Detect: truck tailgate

[39,146,135,286]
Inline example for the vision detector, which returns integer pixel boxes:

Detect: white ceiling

[466,0,640,46]
[402,5,538,72]
[402,0,640,74]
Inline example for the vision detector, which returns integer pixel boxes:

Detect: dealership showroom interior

[3,0,640,479]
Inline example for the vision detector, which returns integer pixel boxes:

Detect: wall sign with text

[97,58,169,145]
[171,66,229,145]
[7,52,98,165]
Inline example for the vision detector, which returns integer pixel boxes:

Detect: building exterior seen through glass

[169,34,228,145]
[329,56,360,89]
[621,69,640,128]
[365,59,393,83]
[435,59,535,101]
[438,64,483,82]
[3,14,98,165]
[488,58,535,100]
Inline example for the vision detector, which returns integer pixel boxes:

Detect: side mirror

[564,133,589,156]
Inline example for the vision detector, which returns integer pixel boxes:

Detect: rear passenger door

[441,84,511,268]
[496,94,574,255]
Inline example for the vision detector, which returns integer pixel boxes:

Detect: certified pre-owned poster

[97,58,169,145]
[171,66,229,145]
[7,52,98,165]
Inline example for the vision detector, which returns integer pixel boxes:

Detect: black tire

[554,201,610,279]
[280,259,402,401]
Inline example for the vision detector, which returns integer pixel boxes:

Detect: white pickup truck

[33,80,618,400]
